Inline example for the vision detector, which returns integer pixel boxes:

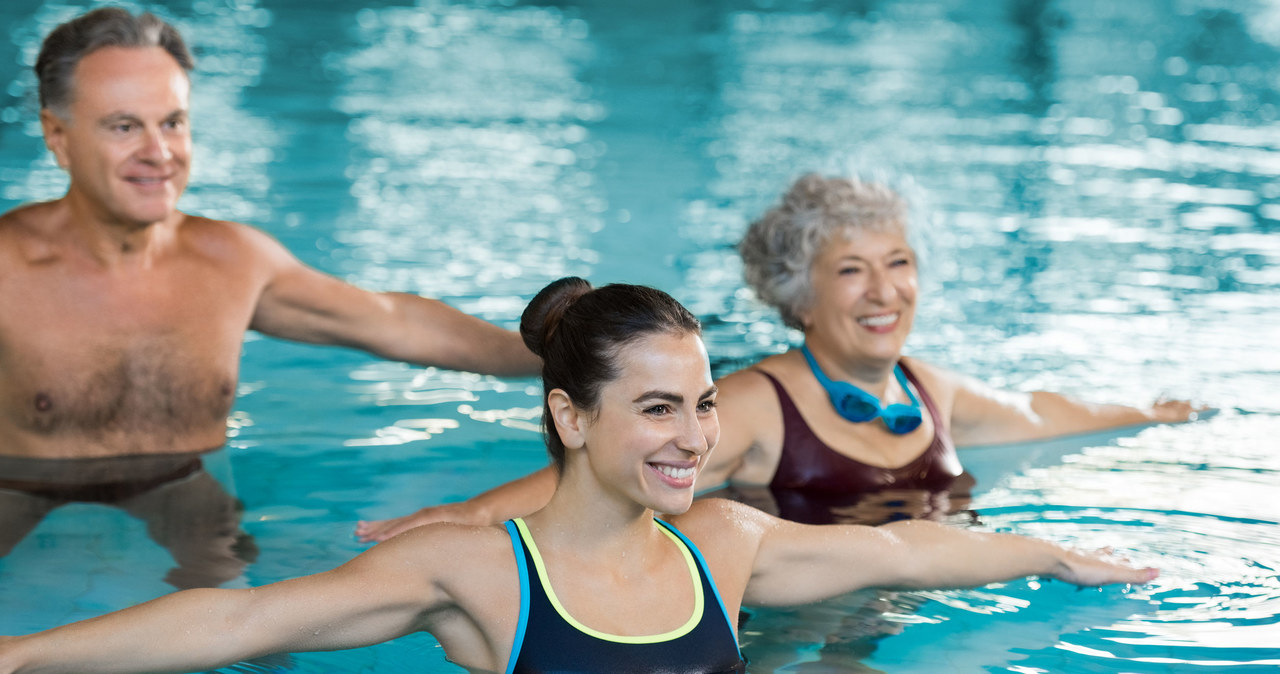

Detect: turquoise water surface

[2,0,1278,671]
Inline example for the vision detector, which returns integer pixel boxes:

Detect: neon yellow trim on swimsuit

[512,517,705,644]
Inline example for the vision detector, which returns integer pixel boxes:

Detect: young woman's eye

[697,400,717,413]
[644,404,671,416]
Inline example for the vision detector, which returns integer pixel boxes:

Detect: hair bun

[520,277,592,357]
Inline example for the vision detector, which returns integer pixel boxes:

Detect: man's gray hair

[36,7,194,117]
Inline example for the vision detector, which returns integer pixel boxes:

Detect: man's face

[42,45,191,229]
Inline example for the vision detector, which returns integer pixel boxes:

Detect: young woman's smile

[576,331,719,514]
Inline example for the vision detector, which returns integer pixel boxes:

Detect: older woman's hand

[1148,398,1210,423]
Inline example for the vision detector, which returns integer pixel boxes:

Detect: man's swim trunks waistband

[0,458,203,503]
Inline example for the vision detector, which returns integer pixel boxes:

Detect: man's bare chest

[0,264,259,439]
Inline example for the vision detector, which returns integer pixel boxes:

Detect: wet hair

[739,173,911,330]
[520,277,702,472]
[36,7,194,117]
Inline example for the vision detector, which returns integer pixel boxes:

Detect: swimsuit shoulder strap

[503,519,532,674]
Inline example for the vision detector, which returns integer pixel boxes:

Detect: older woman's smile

[857,312,900,331]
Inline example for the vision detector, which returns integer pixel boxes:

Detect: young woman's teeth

[656,465,695,479]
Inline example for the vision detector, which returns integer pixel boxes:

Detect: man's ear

[40,109,70,169]
[547,389,586,450]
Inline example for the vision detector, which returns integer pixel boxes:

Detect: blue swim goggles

[800,345,923,435]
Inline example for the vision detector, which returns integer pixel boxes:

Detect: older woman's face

[800,228,918,364]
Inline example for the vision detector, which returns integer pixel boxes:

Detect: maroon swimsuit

[756,361,965,524]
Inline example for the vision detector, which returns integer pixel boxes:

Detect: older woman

[356,173,1197,540]
[700,173,1197,521]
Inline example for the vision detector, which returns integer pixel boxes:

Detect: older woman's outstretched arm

[909,358,1203,447]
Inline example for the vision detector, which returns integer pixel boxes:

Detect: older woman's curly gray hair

[739,173,911,330]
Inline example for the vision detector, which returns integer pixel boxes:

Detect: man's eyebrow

[98,112,141,125]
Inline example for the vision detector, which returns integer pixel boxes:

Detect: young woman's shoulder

[349,522,516,589]
[379,521,515,564]
[666,499,780,601]
[352,522,521,669]
[670,498,777,547]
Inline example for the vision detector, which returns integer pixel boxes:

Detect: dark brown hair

[520,278,701,471]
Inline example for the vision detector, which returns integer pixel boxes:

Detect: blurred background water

[1,0,1277,671]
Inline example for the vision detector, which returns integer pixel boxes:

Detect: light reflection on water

[0,0,1277,672]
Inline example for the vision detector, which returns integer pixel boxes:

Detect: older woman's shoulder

[899,356,966,394]
[717,351,802,389]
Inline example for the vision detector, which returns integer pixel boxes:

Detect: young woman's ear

[547,389,586,450]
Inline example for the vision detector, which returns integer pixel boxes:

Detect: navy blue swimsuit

[504,517,746,674]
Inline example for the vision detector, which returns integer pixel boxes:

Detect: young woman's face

[801,228,918,366]
[577,331,719,515]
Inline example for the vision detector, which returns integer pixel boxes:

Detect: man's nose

[135,127,173,163]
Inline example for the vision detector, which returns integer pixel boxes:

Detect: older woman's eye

[645,404,671,415]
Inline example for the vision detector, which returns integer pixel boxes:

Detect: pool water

[2,0,1278,672]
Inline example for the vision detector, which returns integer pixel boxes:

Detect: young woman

[358,174,1200,538]
[0,279,1157,674]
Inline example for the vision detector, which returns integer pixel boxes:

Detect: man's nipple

[34,392,52,412]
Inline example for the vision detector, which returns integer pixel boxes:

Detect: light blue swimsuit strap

[654,518,742,651]
[503,520,532,674]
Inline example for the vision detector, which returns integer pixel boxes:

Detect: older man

[0,8,537,585]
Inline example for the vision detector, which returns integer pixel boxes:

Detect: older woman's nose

[864,266,898,303]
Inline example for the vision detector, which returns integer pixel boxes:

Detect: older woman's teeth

[858,313,898,327]
[656,465,695,479]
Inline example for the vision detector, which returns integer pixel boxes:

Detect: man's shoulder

[0,201,61,261]
[0,200,56,233]
[175,213,284,257]
[176,212,257,237]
